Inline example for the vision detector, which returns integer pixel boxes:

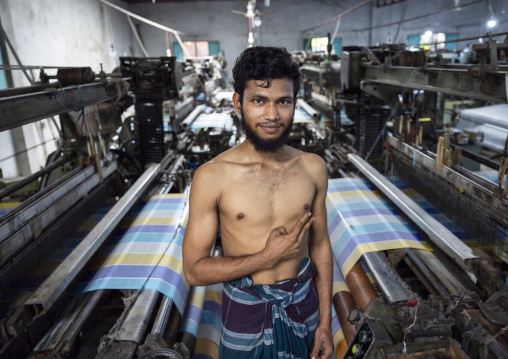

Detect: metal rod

[347,0,486,34]
[298,100,320,120]
[451,144,502,171]
[302,0,372,33]
[0,80,127,131]
[412,249,471,296]
[34,290,105,352]
[97,0,192,58]
[151,296,173,335]
[127,15,149,57]
[0,156,68,200]
[348,153,478,270]
[0,16,34,85]
[414,31,508,47]
[362,252,411,304]
[117,290,160,342]
[405,248,450,297]
[181,104,206,126]
[393,0,408,43]
[25,161,163,312]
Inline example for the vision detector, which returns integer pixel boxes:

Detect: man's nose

[263,102,279,121]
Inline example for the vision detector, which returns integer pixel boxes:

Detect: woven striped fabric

[0,201,21,217]
[190,112,234,131]
[195,283,223,359]
[327,178,431,277]
[77,194,191,314]
[219,257,319,358]
[179,284,207,339]
[294,108,315,123]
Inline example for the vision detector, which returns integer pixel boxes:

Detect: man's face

[233,78,296,153]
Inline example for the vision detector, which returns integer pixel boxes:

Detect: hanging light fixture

[253,10,262,27]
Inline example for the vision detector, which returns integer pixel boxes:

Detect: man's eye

[253,99,263,104]
[279,100,290,105]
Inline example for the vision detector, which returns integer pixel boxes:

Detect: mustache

[257,122,283,126]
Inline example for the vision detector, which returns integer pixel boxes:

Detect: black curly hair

[232,46,300,104]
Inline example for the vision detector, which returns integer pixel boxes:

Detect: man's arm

[182,163,314,287]
[307,156,334,359]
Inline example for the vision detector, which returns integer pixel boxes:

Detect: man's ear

[233,92,242,115]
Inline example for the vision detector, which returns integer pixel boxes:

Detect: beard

[241,110,294,153]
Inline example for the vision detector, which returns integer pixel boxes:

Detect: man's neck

[239,140,289,163]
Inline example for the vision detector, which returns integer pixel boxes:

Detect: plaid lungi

[220,257,319,358]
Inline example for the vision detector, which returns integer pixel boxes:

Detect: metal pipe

[348,153,478,270]
[405,248,450,297]
[0,160,118,267]
[117,290,160,342]
[151,296,173,336]
[345,261,378,311]
[362,252,411,304]
[0,156,69,200]
[412,249,470,296]
[182,104,206,126]
[26,161,163,312]
[34,290,105,352]
[298,100,320,121]
[451,144,502,171]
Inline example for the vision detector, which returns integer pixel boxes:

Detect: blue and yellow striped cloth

[190,112,233,131]
[327,178,431,277]
[0,201,20,217]
[78,194,191,314]
[195,283,223,359]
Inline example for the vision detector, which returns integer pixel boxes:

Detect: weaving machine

[1,34,508,359]
[300,34,508,359]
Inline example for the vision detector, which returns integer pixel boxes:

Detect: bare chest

[218,165,316,225]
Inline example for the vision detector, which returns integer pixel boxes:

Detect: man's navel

[237,213,245,220]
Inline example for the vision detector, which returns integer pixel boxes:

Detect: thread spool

[57,67,95,87]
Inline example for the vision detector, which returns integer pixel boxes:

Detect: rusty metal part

[393,50,426,67]
[57,67,95,87]
[345,261,378,311]
[472,42,508,52]
[333,291,357,344]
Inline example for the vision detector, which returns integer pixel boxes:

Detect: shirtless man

[182,46,333,359]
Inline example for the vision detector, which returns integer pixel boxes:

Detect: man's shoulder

[289,148,327,186]
[291,148,326,172]
[194,147,240,181]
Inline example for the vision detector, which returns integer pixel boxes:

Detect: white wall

[0,0,132,178]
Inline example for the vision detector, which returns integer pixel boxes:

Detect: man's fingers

[297,216,315,244]
[310,338,321,359]
[270,226,287,236]
[290,212,312,236]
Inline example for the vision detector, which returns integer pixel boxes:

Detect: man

[182,46,333,359]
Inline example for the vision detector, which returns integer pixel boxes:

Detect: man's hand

[310,324,333,359]
[263,212,315,266]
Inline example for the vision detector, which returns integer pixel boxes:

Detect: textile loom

[1,36,508,359]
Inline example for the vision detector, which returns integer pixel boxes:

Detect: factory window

[173,41,220,60]
[409,32,457,51]
[445,33,459,51]
[0,44,7,89]
[303,37,342,56]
